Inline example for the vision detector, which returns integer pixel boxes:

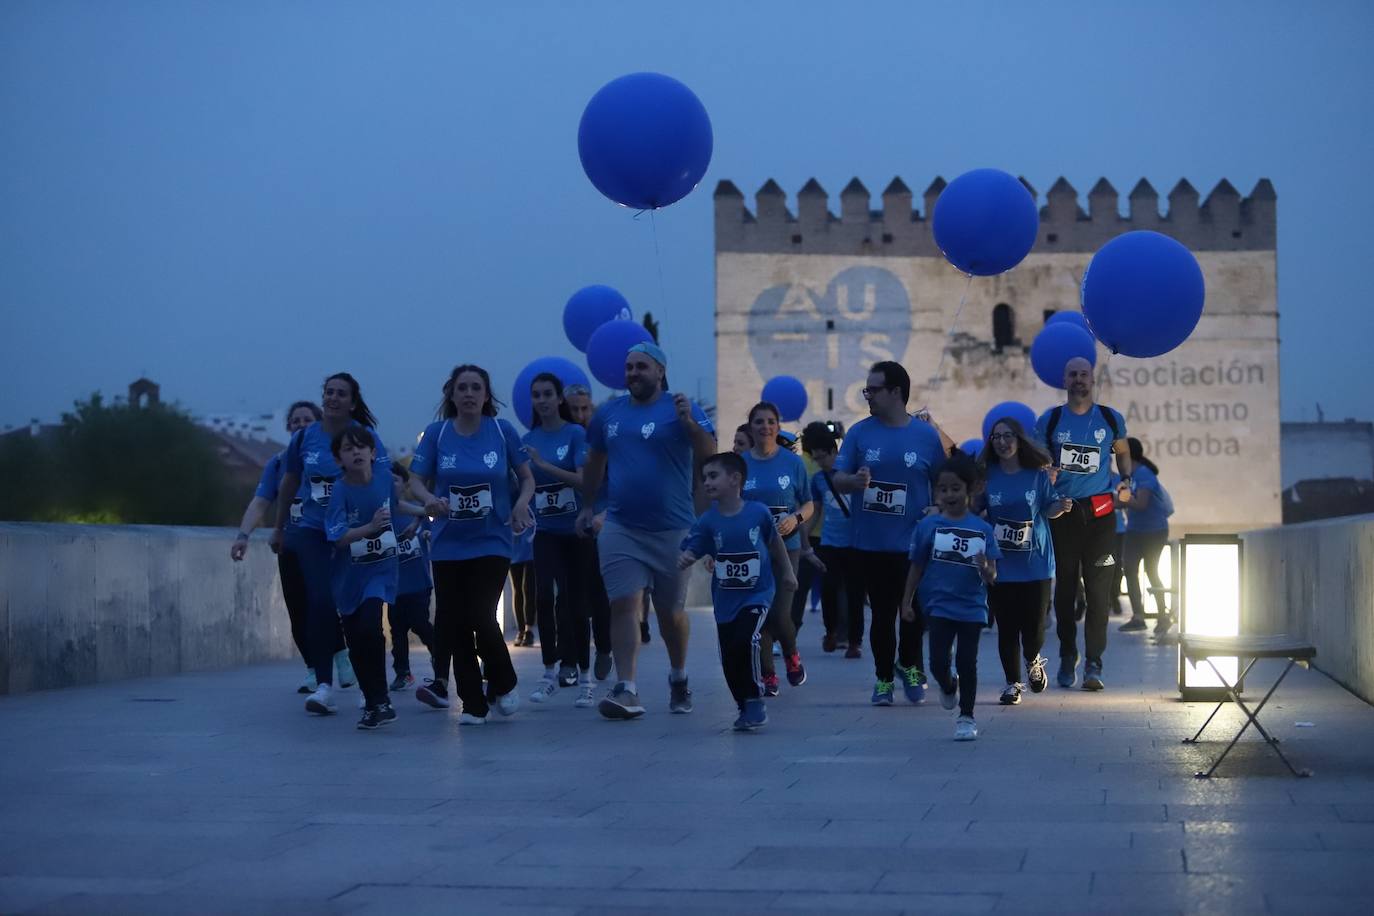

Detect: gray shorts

[598,516,688,609]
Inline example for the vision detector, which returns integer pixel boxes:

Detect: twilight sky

[3,0,1371,445]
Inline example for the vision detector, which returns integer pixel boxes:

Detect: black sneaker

[594,652,614,682]
[558,665,578,688]
[357,704,397,730]
[639,620,651,644]
[1027,655,1048,693]
[599,683,645,720]
[669,677,693,714]
[415,678,449,709]
[1083,662,1104,691]
[1119,617,1148,632]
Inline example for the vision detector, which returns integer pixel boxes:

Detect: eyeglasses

[861,386,891,398]
[990,433,1017,442]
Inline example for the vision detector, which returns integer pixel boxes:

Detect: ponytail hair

[323,373,377,428]
[1127,437,1159,475]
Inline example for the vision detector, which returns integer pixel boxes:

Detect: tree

[642,312,660,343]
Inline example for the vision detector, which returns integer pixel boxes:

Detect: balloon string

[920,272,975,411]
[649,208,668,317]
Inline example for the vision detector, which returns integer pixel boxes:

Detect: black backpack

[1044,404,1120,462]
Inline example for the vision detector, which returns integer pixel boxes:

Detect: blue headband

[627,341,667,368]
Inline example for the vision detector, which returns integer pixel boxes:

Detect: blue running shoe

[741,698,768,730]
[896,663,927,704]
[871,679,895,706]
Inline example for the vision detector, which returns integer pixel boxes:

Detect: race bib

[397,532,422,562]
[308,474,334,505]
[932,527,987,567]
[863,480,907,515]
[289,498,303,524]
[715,551,762,590]
[350,526,397,564]
[1059,443,1102,475]
[448,484,493,520]
[993,519,1033,552]
[534,483,577,517]
[767,506,789,522]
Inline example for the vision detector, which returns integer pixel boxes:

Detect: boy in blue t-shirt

[679,452,798,731]
[902,453,1002,742]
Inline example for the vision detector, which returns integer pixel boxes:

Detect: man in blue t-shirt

[578,342,716,720]
[1033,356,1133,692]
[831,360,954,707]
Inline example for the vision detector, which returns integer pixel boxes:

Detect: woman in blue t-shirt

[979,417,1072,706]
[1119,438,1174,636]
[523,372,597,707]
[272,373,388,716]
[742,401,813,695]
[407,364,534,725]
[229,400,320,693]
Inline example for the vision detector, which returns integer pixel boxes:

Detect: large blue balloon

[586,319,654,389]
[959,438,985,458]
[982,401,1038,440]
[512,357,592,429]
[563,285,632,353]
[932,169,1040,276]
[578,73,714,210]
[1081,230,1206,358]
[1031,323,1097,389]
[1046,311,1089,332]
[761,375,808,422]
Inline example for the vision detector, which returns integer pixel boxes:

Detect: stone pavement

[2,607,1373,915]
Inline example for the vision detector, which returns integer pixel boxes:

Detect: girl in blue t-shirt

[801,422,865,658]
[902,453,1002,742]
[1120,438,1174,635]
[743,401,812,695]
[324,426,426,730]
[680,452,798,731]
[407,364,534,725]
[385,463,436,692]
[979,417,1073,706]
[229,400,320,692]
[523,372,596,707]
[273,373,388,716]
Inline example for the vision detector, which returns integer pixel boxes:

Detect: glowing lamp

[1177,534,1244,701]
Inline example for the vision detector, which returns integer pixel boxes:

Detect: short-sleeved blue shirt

[395,514,433,596]
[325,469,400,615]
[682,501,778,623]
[410,416,529,562]
[1126,465,1171,533]
[586,392,714,532]
[836,415,944,554]
[982,465,1056,583]
[810,470,854,549]
[742,449,810,550]
[908,513,1003,624]
[284,422,390,533]
[255,451,302,530]
[522,423,586,535]
[1034,405,1126,500]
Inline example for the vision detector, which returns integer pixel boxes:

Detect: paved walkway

[2,608,1373,915]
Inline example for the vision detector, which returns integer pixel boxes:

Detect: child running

[386,464,437,692]
[679,452,798,731]
[902,452,1001,741]
[325,427,425,730]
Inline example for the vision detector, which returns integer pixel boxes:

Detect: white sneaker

[940,676,959,711]
[298,669,317,694]
[575,682,595,708]
[954,715,978,741]
[529,676,557,704]
[772,644,783,658]
[305,684,336,715]
[458,712,486,726]
[334,650,356,689]
[495,690,520,716]
[357,692,367,709]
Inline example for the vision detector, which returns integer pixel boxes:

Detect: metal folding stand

[1180,635,1317,779]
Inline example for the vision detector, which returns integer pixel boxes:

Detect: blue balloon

[932,169,1040,276]
[1031,323,1097,389]
[761,375,808,422]
[563,285,632,353]
[586,319,654,389]
[1046,311,1089,331]
[982,401,1038,440]
[1081,231,1206,358]
[578,73,714,210]
[960,438,985,457]
[512,357,591,429]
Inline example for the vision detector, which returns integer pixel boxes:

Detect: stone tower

[714,175,1279,533]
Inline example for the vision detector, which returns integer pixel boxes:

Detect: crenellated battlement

[715,175,1276,255]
